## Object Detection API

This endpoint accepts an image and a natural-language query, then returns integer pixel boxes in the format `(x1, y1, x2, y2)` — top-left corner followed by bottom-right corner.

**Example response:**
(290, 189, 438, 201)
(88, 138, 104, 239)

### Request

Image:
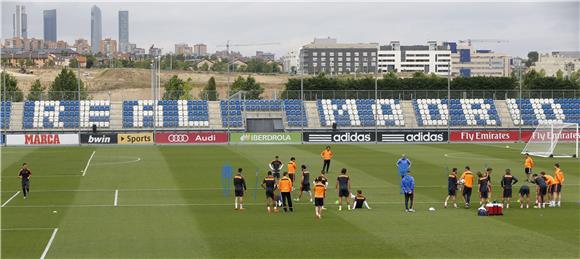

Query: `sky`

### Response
(1, 1, 579, 57)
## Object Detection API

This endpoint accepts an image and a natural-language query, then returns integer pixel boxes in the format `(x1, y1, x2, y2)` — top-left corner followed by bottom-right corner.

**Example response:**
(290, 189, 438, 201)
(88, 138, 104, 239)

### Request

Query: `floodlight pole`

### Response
(447, 59, 451, 143)
(300, 49, 304, 142)
(2, 65, 6, 145)
(375, 77, 378, 144)
(77, 61, 82, 145)
(517, 58, 523, 142)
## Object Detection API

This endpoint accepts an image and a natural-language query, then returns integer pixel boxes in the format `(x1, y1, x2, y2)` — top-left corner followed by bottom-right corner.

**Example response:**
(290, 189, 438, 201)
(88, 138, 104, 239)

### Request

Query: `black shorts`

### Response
(301, 183, 310, 192)
(448, 188, 456, 196)
(539, 186, 548, 196)
(339, 189, 350, 197)
(525, 168, 532, 174)
(235, 190, 244, 197)
(549, 185, 557, 194)
(314, 198, 324, 206)
(480, 191, 489, 199)
(265, 190, 274, 199)
(463, 187, 472, 196)
(556, 184, 562, 192)
(21, 180, 30, 188)
(503, 189, 512, 198)
(273, 172, 280, 179)
(519, 188, 530, 197)
(289, 173, 295, 182)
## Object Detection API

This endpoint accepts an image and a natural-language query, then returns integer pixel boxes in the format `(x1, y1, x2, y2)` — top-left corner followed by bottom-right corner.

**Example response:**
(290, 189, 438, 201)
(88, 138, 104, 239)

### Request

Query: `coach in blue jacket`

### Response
(401, 171, 415, 212)
(397, 155, 411, 178)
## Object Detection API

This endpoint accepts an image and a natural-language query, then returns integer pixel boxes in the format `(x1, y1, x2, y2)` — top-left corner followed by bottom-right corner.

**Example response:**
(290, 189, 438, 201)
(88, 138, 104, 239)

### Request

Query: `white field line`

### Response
(1, 228, 55, 231)
(2, 191, 21, 207)
(81, 151, 96, 176)
(4, 200, 578, 208)
(114, 190, 119, 207)
(1, 184, 579, 193)
(40, 228, 58, 259)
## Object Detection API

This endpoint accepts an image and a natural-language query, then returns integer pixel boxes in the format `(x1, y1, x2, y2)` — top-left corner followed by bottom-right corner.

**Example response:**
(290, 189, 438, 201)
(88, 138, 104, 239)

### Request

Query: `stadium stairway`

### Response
(9, 102, 24, 131)
(304, 101, 321, 128)
(401, 101, 418, 128)
(208, 101, 223, 129)
(494, 101, 515, 128)
(109, 102, 123, 129)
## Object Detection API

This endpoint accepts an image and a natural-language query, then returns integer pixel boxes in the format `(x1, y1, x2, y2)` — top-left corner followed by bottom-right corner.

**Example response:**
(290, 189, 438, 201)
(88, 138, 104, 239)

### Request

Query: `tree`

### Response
(200, 76, 219, 100)
(48, 68, 87, 100)
(86, 55, 97, 69)
(0, 71, 24, 101)
(162, 75, 187, 100)
(180, 78, 194, 100)
(525, 51, 539, 67)
(69, 58, 78, 68)
(27, 79, 45, 101)
(556, 69, 564, 80)
(230, 75, 264, 99)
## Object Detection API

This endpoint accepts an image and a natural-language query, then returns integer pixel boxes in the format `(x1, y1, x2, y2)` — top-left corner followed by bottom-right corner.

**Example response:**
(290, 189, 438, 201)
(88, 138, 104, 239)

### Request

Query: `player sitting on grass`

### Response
(401, 170, 415, 212)
(261, 171, 278, 213)
(314, 176, 327, 219)
(518, 183, 531, 209)
(460, 166, 474, 208)
(351, 190, 371, 210)
(553, 163, 565, 207)
(444, 168, 458, 208)
(532, 173, 548, 209)
(336, 168, 351, 211)
(295, 165, 313, 202)
(233, 168, 247, 210)
(477, 171, 490, 206)
(500, 169, 518, 208)
(541, 171, 556, 207)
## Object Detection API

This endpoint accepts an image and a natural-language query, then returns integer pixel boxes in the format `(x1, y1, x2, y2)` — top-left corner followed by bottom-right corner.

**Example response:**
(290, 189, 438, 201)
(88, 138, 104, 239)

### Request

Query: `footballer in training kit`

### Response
(444, 168, 458, 208)
(352, 190, 371, 210)
(270, 156, 283, 180)
(18, 163, 32, 199)
(460, 166, 474, 208)
(500, 169, 519, 208)
(336, 168, 351, 211)
(296, 165, 313, 202)
(233, 168, 247, 210)
(261, 171, 278, 213)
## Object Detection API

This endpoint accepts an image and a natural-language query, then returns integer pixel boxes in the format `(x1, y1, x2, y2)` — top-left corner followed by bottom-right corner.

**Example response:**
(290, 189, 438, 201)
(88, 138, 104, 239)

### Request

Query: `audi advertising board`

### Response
(6, 133, 79, 146)
(156, 132, 228, 144)
(303, 132, 376, 143)
(80, 134, 118, 144)
(230, 132, 301, 144)
(450, 130, 519, 142)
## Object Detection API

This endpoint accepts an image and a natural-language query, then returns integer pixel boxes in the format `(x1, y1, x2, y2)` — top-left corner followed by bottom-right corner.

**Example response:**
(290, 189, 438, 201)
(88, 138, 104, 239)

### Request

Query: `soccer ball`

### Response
(458, 179, 465, 185)
(428, 207, 436, 212)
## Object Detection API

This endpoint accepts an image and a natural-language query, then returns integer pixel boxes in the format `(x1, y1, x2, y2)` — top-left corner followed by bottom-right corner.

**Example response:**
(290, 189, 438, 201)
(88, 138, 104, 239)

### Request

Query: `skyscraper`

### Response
(91, 5, 102, 54)
(118, 11, 129, 53)
(43, 9, 57, 42)
(13, 5, 27, 39)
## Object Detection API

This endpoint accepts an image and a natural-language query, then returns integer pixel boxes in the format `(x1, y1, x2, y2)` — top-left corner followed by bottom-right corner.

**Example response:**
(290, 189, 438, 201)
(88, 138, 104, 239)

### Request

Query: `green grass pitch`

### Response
(1, 144, 578, 258)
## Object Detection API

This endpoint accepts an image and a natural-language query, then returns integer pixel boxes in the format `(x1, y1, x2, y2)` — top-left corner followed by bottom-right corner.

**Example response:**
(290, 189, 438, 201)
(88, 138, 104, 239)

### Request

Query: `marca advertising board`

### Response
(156, 132, 228, 144)
(80, 133, 118, 144)
(6, 133, 79, 146)
(118, 133, 154, 145)
(230, 132, 301, 144)
(303, 131, 447, 143)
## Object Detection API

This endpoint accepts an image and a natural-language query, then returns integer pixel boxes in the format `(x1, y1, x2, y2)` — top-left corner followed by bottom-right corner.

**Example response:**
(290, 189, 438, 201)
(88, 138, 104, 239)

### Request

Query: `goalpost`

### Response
(522, 122, 579, 158)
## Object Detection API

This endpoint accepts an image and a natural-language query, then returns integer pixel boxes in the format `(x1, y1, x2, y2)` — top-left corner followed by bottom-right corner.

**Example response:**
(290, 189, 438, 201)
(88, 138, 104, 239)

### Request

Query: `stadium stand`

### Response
(122, 100, 209, 128)
(413, 99, 501, 126)
(220, 99, 307, 127)
(506, 98, 580, 125)
(1, 101, 11, 129)
(317, 99, 405, 127)
(22, 100, 110, 129)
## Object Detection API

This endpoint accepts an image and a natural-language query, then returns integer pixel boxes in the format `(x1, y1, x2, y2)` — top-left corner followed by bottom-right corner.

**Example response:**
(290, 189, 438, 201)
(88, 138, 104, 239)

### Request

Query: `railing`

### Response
(0, 89, 578, 102)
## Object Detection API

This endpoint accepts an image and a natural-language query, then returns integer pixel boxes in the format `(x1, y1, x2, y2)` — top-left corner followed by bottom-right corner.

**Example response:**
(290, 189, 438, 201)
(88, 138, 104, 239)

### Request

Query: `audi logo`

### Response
(167, 134, 190, 143)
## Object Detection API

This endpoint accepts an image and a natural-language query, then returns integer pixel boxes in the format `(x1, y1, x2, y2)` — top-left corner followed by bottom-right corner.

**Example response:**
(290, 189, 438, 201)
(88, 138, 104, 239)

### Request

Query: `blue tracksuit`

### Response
(397, 158, 411, 177)
(401, 175, 415, 194)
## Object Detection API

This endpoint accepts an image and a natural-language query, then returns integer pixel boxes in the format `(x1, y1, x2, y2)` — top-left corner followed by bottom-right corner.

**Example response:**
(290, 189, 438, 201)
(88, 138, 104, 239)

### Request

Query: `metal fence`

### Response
(0, 89, 578, 102)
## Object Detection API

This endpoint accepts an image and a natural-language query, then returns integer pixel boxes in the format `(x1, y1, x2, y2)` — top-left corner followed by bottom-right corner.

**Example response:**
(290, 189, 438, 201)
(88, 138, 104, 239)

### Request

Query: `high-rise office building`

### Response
(118, 11, 129, 53)
(13, 5, 27, 39)
(91, 5, 102, 54)
(43, 9, 57, 42)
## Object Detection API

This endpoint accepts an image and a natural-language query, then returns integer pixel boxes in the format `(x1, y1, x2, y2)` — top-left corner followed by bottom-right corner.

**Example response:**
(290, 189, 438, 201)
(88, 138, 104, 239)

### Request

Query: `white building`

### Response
(281, 50, 299, 74)
(378, 41, 451, 76)
(451, 41, 510, 77)
(531, 51, 580, 77)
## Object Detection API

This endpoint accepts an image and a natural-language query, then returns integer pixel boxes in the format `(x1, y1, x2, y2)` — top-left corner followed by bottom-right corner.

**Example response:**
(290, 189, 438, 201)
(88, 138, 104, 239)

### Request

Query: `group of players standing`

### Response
(233, 146, 370, 219)
(443, 153, 566, 209)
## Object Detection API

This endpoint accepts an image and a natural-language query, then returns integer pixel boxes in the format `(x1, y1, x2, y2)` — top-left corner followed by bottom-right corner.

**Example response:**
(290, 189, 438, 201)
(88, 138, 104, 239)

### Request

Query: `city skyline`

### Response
(1, 1, 579, 57)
